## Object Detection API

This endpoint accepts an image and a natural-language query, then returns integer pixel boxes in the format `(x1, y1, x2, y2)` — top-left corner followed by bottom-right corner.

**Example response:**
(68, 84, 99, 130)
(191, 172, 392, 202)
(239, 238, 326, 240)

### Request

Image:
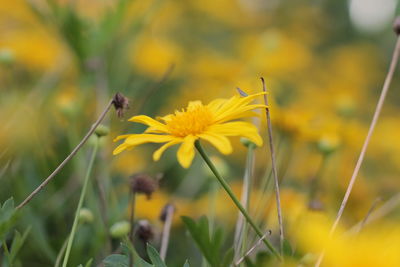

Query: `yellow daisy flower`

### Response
(113, 92, 266, 168)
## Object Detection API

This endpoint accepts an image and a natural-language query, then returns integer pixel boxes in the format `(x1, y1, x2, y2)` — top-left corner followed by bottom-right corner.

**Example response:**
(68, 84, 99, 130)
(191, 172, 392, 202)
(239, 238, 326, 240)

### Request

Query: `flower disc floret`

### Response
(165, 102, 214, 137)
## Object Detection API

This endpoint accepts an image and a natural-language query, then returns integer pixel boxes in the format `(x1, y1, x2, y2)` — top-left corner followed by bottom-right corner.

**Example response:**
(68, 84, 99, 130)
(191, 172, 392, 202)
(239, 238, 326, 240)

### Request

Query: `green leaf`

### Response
(0, 198, 19, 243)
(103, 254, 129, 267)
(181, 216, 227, 267)
(9, 226, 31, 262)
(147, 243, 167, 267)
(121, 238, 154, 267)
(221, 248, 234, 267)
(244, 257, 256, 267)
(181, 216, 214, 265)
(283, 239, 293, 256)
(84, 258, 93, 267)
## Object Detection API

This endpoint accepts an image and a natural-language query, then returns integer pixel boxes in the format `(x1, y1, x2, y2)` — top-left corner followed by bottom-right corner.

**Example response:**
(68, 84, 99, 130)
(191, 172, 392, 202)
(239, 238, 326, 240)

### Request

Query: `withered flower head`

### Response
(159, 203, 175, 222)
(135, 220, 154, 243)
(112, 92, 129, 118)
(393, 16, 400, 35)
(130, 173, 158, 199)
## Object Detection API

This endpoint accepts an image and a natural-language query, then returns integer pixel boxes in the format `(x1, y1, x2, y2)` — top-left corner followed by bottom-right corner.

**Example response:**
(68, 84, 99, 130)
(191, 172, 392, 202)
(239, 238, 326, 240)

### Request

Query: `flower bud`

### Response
(0, 49, 14, 64)
(300, 253, 317, 265)
(240, 137, 256, 148)
(95, 124, 110, 137)
(79, 208, 94, 224)
(135, 220, 154, 243)
(335, 96, 356, 118)
(316, 134, 340, 155)
(110, 221, 131, 238)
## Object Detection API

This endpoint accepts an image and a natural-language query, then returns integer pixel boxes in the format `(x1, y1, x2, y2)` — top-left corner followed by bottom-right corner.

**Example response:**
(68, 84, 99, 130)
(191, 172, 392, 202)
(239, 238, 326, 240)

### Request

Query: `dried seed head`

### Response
(308, 199, 324, 211)
(159, 203, 175, 222)
(112, 93, 129, 118)
(135, 220, 154, 243)
(130, 174, 158, 199)
(393, 17, 400, 35)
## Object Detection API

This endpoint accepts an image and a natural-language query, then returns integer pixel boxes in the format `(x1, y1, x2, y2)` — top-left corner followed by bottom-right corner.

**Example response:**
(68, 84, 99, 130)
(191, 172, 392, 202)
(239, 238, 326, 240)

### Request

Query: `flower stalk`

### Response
(16, 94, 119, 210)
(160, 203, 175, 260)
(194, 140, 281, 260)
(315, 25, 400, 267)
(261, 78, 284, 255)
(62, 136, 99, 267)
(234, 141, 255, 260)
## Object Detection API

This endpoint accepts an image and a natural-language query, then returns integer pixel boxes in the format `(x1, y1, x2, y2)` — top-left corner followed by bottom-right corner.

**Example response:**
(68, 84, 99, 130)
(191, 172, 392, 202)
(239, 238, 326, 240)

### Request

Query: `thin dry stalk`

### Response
(160, 204, 175, 260)
(355, 197, 382, 234)
(17, 97, 115, 209)
(347, 193, 400, 234)
(261, 78, 284, 254)
(234, 143, 255, 258)
(235, 230, 272, 266)
(315, 35, 400, 267)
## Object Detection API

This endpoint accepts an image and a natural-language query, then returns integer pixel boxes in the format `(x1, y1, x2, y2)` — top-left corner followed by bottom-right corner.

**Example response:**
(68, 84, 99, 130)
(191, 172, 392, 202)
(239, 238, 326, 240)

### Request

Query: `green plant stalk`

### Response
(62, 137, 99, 267)
(308, 154, 329, 204)
(2, 240, 12, 267)
(54, 233, 71, 267)
(195, 141, 281, 260)
(241, 144, 255, 259)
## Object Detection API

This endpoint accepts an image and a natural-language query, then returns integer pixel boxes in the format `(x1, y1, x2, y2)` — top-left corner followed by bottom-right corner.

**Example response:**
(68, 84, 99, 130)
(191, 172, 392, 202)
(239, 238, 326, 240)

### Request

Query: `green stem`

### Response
(55, 232, 72, 267)
(2, 240, 12, 267)
(62, 137, 99, 267)
(241, 144, 255, 258)
(194, 141, 281, 260)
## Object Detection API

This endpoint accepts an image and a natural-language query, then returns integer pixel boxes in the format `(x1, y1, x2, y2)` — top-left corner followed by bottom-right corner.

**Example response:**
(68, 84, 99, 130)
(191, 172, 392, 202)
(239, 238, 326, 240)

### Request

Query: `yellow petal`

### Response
(209, 122, 263, 146)
(113, 143, 129, 155)
(153, 139, 181, 161)
(207, 98, 227, 112)
(124, 134, 174, 145)
(215, 105, 265, 123)
(113, 134, 131, 142)
(128, 115, 168, 132)
(177, 135, 198, 168)
(198, 132, 232, 154)
(213, 93, 266, 122)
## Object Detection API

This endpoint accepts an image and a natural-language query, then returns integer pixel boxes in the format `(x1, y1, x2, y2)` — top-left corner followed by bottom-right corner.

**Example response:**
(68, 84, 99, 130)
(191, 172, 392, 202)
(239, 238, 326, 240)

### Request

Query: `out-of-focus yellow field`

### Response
(1, 0, 400, 266)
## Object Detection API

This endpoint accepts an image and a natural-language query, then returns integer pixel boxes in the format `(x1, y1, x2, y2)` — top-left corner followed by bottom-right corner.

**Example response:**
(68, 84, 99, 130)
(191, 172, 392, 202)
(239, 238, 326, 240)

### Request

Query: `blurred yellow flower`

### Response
(113, 93, 266, 168)
(294, 214, 400, 267)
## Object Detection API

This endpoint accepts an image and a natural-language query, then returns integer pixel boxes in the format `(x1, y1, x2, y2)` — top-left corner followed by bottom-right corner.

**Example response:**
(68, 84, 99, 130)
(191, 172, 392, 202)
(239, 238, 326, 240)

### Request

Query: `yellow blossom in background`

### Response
(132, 36, 183, 77)
(113, 93, 266, 168)
(294, 214, 400, 267)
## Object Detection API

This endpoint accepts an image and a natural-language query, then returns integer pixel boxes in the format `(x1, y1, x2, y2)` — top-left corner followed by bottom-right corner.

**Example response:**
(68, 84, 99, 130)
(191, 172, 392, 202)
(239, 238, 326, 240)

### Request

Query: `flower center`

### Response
(166, 102, 213, 137)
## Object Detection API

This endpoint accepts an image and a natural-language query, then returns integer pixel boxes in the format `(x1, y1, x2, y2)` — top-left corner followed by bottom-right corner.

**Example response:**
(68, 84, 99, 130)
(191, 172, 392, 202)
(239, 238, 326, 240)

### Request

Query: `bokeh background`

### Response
(1, 0, 400, 266)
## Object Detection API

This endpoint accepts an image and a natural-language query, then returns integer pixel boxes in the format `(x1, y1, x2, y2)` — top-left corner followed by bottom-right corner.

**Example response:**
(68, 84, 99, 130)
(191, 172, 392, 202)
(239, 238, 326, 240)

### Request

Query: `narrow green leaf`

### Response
(84, 258, 93, 267)
(0, 197, 19, 243)
(283, 239, 293, 256)
(244, 257, 256, 267)
(221, 248, 234, 267)
(10, 226, 31, 261)
(147, 243, 167, 267)
(181, 216, 218, 267)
